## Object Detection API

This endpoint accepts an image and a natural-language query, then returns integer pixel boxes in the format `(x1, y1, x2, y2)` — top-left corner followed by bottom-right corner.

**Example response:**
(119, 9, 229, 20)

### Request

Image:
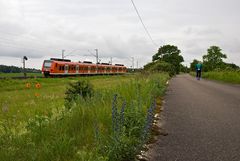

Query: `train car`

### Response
(42, 58, 127, 77)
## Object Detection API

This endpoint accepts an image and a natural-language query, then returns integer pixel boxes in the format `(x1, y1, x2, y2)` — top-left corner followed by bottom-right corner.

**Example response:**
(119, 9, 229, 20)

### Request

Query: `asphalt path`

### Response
(148, 74, 240, 161)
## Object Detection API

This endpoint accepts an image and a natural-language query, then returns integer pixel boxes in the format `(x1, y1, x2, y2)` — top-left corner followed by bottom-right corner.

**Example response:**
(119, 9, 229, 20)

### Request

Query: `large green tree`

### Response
(203, 46, 227, 71)
(190, 59, 200, 71)
(152, 45, 184, 74)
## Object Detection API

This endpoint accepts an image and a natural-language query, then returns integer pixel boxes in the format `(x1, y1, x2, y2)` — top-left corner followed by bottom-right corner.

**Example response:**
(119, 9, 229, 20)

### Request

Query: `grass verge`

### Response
(0, 73, 169, 161)
(190, 71, 240, 84)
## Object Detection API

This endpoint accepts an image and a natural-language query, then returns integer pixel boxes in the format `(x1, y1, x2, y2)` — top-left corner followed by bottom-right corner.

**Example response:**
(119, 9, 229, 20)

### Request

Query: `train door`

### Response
(64, 65, 69, 74)
(76, 65, 79, 74)
(88, 66, 90, 74)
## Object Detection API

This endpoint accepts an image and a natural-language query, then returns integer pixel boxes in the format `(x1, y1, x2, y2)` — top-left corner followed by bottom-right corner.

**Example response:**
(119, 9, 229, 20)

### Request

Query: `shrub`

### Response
(65, 80, 94, 106)
(144, 61, 175, 76)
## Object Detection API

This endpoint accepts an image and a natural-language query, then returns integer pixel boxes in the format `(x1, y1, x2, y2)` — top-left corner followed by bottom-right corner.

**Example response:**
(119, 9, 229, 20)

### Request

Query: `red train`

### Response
(42, 58, 127, 77)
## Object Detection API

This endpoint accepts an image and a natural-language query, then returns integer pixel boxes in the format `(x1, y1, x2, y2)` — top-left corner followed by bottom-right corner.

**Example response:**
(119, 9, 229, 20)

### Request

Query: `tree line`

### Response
(144, 44, 239, 75)
(190, 46, 239, 72)
(0, 65, 41, 73)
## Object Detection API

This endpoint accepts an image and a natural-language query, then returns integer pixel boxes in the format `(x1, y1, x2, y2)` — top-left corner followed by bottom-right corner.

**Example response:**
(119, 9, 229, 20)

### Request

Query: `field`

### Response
(0, 75, 134, 123)
(0, 72, 42, 78)
(0, 73, 169, 161)
(191, 71, 240, 84)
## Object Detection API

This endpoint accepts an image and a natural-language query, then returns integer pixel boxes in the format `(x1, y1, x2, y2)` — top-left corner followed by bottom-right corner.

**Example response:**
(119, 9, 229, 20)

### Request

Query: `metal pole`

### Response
(62, 50, 65, 59)
(95, 49, 98, 73)
(110, 57, 112, 65)
(95, 49, 98, 64)
(131, 57, 134, 71)
(23, 57, 25, 78)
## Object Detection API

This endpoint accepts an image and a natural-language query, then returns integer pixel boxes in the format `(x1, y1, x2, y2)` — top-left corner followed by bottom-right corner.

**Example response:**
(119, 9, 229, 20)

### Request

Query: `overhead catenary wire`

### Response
(130, 0, 158, 47)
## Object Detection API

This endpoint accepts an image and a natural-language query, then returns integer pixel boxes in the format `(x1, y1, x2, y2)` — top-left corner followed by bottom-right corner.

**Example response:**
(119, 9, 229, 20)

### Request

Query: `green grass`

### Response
(0, 72, 42, 78)
(0, 73, 170, 161)
(190, 71, 240, 84)
(0, 75, 134, 123)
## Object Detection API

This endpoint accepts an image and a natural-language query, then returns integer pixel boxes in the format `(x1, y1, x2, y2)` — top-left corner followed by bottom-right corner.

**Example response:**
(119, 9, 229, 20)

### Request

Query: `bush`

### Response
(144, 61, 175, 76)
(65, 80, 94, 106)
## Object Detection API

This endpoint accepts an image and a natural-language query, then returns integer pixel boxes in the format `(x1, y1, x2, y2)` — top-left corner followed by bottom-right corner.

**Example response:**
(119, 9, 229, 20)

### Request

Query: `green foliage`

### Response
(65, 80, 94, 106)
(0, 64, 40, 73)
(202, 71, 240, 84)
(144, 60, 175, 76)
(152, 45, 184, 74)
(191, 45, 239, 72)
(179, 64, 190, 73)
(190, 59, 200, 71)
(202, 46, 227, 71)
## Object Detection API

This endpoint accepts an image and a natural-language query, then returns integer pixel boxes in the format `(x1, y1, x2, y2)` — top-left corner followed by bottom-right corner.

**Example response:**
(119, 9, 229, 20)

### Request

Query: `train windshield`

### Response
(44, 60, 52, 68)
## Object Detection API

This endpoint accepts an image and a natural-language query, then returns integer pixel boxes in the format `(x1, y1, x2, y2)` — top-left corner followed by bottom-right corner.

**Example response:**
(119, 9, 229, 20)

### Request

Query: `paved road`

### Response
(148, 74, 240, 161)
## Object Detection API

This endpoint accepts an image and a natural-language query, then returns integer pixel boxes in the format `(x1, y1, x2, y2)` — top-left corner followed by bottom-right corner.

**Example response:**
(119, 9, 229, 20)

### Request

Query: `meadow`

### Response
(0, 73, 169, 161)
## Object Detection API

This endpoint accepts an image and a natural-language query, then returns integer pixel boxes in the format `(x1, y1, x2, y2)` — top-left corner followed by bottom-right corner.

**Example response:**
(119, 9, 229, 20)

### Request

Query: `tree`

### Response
(202, 46, 227, 71)
(190, 59, 200, 71)
(180, 64, 190, 73)
(152, 45, 184, 74)
(144, 60, 175, 76)
(224, 63, 239, 70)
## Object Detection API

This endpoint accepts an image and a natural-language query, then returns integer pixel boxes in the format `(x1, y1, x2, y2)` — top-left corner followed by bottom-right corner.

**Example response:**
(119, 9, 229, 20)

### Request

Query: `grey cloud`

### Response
(1, 0, 240, 68)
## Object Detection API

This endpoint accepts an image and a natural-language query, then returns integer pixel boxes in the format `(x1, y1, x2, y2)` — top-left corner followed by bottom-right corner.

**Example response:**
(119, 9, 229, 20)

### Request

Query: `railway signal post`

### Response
(23, 56, 28, 78)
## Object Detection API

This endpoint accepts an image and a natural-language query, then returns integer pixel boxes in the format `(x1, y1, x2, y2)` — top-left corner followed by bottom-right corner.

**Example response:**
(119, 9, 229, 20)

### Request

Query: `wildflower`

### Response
(26, 83, 31, 89)
(35, 83, 41, 89)
(112, 94, 118, 134)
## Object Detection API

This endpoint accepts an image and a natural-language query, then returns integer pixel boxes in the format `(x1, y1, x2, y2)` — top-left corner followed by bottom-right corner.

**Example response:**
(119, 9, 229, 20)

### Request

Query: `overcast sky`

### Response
(0, 0, 239, 69)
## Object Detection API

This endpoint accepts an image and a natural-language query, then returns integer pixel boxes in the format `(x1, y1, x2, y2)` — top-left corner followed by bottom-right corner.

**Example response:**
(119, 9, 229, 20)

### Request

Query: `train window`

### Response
(44, 61, 52, 68)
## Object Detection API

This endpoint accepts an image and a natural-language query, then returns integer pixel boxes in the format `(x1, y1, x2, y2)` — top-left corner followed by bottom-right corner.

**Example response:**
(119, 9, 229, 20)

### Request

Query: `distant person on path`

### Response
(196, 62, 202, 80)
